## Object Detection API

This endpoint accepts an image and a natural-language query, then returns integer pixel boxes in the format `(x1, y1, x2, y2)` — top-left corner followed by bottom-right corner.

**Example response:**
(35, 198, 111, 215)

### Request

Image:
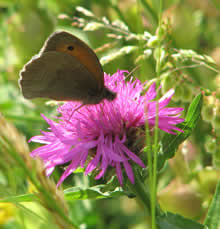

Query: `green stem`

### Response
(125, 167, 163, 217)
(136, 0, 153, 202)
(152, 1, 163, 229)
(126, 168, 151, 215)
(145, 107, 153, 202)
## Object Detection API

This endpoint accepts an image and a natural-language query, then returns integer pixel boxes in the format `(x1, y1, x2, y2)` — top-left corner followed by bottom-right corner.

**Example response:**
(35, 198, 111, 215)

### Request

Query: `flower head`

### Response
(30, 70, 184, 186)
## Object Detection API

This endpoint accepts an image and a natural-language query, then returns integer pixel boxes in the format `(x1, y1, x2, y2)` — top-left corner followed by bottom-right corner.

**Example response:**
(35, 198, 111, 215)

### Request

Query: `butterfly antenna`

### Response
(126, 65, 140, 78)
(66, 103, 85, 124)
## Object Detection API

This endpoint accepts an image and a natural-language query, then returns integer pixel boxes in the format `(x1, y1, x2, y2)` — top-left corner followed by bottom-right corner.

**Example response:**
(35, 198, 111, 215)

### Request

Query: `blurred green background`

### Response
(0, 0, 220, 228)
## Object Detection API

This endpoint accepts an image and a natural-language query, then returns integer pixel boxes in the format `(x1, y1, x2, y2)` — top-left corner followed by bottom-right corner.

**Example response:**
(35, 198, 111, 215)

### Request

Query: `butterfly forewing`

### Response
(19, 51, 100, 102)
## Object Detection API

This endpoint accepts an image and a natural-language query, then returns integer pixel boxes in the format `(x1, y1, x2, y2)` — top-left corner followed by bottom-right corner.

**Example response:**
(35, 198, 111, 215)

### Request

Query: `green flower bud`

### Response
(147, 35, 159, 48)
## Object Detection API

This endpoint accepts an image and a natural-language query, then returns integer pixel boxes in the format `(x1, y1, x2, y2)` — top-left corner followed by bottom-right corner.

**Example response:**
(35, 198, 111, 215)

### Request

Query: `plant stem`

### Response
(126, 168, 151, 215)
(126, 167, 163, 217)
(152, 0, 163, 229)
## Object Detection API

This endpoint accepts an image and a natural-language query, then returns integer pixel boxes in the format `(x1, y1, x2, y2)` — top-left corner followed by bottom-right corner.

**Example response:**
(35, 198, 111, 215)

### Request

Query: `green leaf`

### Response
(185, 93, 203, 127)
(204, 180, 220, 229)
(158, 93, 203, 170)
(0, 185, 125, 203)
(157, 212, 205, 229)
(0, 193, 38, 203)
(64, 185, 125, 200)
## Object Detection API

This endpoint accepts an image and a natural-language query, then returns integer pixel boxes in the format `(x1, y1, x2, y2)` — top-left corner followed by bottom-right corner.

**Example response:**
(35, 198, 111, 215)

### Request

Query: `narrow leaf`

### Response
(0, 193, 38, 203)
(204, 180, 220, 229)
(64, 185, 124, 200)
(185, 93, 203, 127)
(157, 212, 205, 229)
(158, 93, 203, 169)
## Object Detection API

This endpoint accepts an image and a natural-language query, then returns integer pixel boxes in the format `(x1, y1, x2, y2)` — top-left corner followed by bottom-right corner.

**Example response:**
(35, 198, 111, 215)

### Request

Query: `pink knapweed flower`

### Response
(30, 70, 184, 186)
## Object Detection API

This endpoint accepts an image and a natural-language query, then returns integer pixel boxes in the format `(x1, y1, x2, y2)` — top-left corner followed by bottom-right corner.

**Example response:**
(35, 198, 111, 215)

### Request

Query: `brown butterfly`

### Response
(19, 31, 116, 105)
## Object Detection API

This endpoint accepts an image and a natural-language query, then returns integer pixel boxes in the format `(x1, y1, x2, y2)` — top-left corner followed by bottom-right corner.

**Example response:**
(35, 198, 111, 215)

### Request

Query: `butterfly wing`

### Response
(19, 51, 101, 103)
(40, 31, 104, 91)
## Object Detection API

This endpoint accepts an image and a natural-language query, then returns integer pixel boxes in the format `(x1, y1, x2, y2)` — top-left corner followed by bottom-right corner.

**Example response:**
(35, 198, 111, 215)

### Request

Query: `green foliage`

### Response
(204, 180, 220, 229)
(158, 93, 203, 170)
(64, 185, 125, 200)
(157, 212, 205, 229)
(0, 185, 124, 202)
